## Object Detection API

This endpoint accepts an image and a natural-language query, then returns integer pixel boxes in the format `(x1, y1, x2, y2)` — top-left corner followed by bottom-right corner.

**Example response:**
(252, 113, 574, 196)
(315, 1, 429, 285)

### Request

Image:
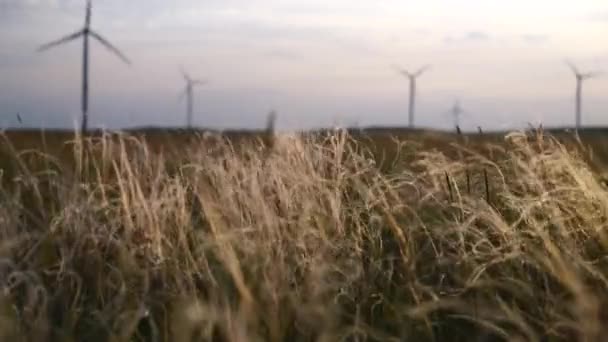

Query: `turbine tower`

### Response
(566, 61, 602, 131)
(394, 65, 431, 128)
(37, 0, 131, 134)
(179, 69, 206, 129)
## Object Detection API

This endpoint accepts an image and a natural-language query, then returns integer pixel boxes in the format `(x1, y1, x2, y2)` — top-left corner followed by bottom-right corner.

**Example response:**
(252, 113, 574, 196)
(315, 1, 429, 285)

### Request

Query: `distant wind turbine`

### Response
(448, 99, 465, 132)
(394, 65, 431, 128)
(16, 113, 22, 124)
(263, 109, 278, 149)
(565, 60, 603, 130)
(266, 109, 277, 133)
(179, 68, 207, 129)
(37, 0, 131, 134)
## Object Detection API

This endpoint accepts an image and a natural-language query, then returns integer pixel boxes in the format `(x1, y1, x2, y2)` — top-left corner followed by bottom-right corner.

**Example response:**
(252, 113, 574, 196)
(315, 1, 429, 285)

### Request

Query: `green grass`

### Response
(1, 127, 608, 341)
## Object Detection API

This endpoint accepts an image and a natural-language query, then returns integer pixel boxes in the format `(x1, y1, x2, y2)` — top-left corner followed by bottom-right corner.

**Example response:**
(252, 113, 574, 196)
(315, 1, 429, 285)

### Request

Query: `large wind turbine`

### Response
(394, 65, 431, 128)
(179, 69, 206, 129)
(566, 61, 602, 130)
(37, 0, 130, 133)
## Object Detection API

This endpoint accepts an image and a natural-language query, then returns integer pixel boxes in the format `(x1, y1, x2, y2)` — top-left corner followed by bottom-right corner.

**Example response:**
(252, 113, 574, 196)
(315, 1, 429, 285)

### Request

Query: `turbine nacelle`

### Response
(393, 64, 432, 79)
(179, 68, 207, 100)
(565, 60, 603, 80)
(180, 67, 191, 83)
(579, 72, 603, 80)
(37, 3, 130, 65)
(180, 67, 206, 87)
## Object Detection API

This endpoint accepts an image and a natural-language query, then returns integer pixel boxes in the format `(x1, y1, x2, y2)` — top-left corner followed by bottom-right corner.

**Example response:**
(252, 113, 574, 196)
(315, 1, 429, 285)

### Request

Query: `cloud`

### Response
(411, 27, 432, 35)
(264, 49, 301, 61)
(588, 11, 608, 21)
(443, 31, 491, 44)
(465, 31, 490, 41)
(521, 34, 550, 44)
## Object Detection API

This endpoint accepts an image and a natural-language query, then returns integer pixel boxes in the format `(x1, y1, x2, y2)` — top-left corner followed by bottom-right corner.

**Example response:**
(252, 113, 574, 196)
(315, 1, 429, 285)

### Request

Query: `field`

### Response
(2, 127, 608, 341)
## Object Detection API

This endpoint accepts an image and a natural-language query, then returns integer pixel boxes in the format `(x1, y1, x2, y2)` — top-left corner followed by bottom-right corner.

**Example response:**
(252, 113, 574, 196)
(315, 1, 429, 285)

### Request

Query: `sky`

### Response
(0, 0, 607, 131)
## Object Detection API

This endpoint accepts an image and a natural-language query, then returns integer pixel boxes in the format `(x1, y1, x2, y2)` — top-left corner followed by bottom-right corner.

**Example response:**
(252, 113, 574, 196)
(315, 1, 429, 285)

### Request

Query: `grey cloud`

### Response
(465, 31, 490, 41)
(521, 34, 550, 44)
(443, 31, 491, 44)
(588, 11, 608, 21)
(412, 28, 432, 35)
(264, 49, 301, 61)
(443, 36, 455, 44)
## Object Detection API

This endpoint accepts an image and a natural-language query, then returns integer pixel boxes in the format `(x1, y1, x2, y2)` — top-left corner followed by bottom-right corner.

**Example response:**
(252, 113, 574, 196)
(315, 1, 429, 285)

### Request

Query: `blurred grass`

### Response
(1, 127, 608, 341)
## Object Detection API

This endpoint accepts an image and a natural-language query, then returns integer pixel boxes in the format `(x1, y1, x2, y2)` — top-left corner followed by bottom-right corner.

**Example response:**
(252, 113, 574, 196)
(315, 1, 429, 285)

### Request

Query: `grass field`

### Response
(1, 126, 608, 341)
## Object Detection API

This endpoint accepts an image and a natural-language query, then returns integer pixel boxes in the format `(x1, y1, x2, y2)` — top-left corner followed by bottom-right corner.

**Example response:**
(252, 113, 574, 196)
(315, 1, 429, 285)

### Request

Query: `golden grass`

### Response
(1, 128, 608, 341)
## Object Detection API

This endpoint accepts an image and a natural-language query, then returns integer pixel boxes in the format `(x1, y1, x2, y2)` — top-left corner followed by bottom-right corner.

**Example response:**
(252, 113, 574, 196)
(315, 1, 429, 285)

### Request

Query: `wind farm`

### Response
(2, 2, 608, 342)
(20, 1, 605, 135)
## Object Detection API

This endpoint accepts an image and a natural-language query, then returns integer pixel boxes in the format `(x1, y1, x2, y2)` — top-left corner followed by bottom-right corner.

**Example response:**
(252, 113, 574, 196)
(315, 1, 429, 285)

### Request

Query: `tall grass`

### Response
(0, 129, 607, 341)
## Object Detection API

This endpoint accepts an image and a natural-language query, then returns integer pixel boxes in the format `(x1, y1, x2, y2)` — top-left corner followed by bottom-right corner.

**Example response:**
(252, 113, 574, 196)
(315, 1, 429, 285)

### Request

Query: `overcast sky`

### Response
(0, 0, 607, 131)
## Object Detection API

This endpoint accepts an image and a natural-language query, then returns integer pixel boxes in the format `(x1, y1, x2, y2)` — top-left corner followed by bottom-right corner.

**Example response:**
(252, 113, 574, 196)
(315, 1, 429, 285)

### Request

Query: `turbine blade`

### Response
(89, 30, 131, 65)
(391, 64, 411, 77)
(179, 66, 191, 82)
(415, 65, 432, 77)
(86, 0, 92, 24)
(583, 71, 604, 79)
(565, 60, 580, 75)
(37, 30, 84, 52)
(192, 80, 207, 86)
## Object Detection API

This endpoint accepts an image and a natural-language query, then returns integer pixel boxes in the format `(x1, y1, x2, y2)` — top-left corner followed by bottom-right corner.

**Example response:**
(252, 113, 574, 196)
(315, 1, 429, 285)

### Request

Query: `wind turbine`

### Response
(37, 0, 131, 134)
(266, 109, 277, 133)
(448, 99, 465, 132)
(179, 68, 206, 130)
(565, 60, 602, 131)
(394, 65, 431, 128)
(263, 109, 278, 149)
